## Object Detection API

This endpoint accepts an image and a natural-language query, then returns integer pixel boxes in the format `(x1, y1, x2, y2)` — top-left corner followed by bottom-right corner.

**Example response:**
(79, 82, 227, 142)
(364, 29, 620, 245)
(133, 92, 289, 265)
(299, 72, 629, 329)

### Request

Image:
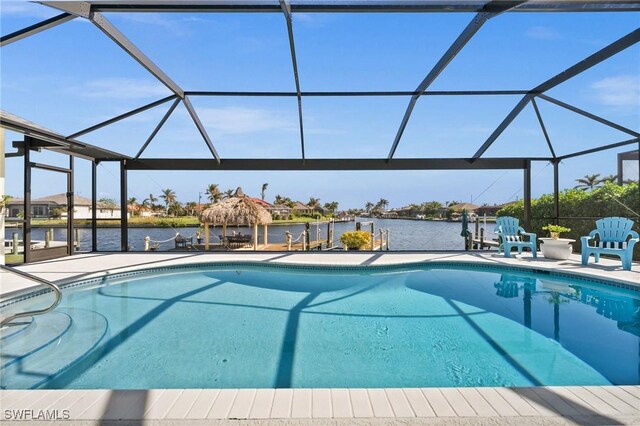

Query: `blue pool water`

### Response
(1, 263, 639, 389)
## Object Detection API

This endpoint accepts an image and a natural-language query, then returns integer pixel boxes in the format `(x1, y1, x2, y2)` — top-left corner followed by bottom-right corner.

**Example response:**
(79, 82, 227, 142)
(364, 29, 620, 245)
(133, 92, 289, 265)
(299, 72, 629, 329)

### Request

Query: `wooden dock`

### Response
(468, 220, 499, 250)
(472, 237, 500, 250)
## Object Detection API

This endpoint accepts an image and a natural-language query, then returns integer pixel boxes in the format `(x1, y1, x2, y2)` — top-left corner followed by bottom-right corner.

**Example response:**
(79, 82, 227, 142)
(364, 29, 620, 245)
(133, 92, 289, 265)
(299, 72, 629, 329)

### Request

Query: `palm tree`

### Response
(377, 198, 389, 211)
(223, 189, 234, 199)
(307, 197, 320, 209)
(599, 174, 618, 184)
(145, 193, 158, 210)
(185, 201, 197, 216)
(574, 174, 601, 191)
(324, 201, 339, 214)
(99, 198, 118, 208)
(421, 201, 443, 216)
(206, 184, 222, 203)
(365, 201, 374, 213)
(261, 183, 269, 201)
(274, 194, 286, 205)
(160, 188, 177, 215)
(127, 197, 138, 216)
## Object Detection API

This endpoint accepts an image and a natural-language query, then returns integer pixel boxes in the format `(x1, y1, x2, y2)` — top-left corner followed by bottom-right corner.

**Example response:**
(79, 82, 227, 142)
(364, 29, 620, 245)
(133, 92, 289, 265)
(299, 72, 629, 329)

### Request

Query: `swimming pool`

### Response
(1, 262, 639, 390)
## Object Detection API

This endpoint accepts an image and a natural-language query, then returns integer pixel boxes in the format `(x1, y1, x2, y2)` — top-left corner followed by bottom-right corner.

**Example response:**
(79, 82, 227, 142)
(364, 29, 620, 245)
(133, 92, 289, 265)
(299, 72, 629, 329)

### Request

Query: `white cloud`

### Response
(116, 13, 209, 37)
(196, 107, 296, 135)
(66, 78, 170, 100)
(0, 1, 55, 18)
(525, 26, 559, 40)
(590, 75, 640, 107)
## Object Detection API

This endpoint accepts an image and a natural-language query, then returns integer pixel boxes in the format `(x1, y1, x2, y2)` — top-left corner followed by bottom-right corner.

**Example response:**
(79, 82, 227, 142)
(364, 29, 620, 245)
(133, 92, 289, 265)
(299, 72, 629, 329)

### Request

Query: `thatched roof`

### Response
(199, 187, 273, 225)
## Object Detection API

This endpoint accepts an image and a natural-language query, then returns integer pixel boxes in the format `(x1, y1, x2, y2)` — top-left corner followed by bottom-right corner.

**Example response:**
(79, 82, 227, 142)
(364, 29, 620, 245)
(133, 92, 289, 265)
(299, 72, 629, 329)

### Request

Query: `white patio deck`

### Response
(1, 252, 639, 425)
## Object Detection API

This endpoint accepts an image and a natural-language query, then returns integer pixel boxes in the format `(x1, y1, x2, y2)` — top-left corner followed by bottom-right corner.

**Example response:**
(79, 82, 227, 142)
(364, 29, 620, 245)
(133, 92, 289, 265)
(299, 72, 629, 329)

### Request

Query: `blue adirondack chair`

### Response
(581, 217, 639, 271)
(494, 216, 537, 258)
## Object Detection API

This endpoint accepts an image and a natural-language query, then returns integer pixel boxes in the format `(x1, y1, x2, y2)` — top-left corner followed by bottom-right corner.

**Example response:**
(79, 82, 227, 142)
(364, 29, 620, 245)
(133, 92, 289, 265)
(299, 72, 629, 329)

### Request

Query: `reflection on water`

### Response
(492, 273, 640, 338)
(407, 268, 640, 385)
(5, 218, 479, 251)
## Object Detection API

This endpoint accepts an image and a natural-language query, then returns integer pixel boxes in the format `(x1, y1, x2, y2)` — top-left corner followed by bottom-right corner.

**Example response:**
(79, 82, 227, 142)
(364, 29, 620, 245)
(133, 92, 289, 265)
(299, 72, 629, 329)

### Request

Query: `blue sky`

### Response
(1, 1, 639, 209)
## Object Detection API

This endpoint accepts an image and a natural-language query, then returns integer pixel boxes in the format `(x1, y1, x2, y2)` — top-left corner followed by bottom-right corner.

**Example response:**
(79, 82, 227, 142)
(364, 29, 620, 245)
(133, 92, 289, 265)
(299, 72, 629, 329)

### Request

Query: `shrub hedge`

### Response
(497, 182, 639, 260)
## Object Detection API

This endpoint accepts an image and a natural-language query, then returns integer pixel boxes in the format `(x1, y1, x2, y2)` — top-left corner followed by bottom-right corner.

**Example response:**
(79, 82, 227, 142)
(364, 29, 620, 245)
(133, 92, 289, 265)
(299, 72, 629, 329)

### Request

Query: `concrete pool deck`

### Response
(2, 251, 638, 300)
(1, 251, 639, 425)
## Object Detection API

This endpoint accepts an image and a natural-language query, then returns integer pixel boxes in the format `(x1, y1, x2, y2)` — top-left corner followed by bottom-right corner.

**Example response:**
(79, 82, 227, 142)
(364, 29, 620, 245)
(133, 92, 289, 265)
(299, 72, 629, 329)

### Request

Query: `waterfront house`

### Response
(6, 193, 121, 219)
(476, 204, 510, 217)
(381, 210, 399, 218)
(449, 203, 480, 212)
(396, 205, 420, 218)
(248, 197, 273, 209)
(292, 201, 313, 216)
(268, 204, 293, 219)
(128, 204, 163, 218)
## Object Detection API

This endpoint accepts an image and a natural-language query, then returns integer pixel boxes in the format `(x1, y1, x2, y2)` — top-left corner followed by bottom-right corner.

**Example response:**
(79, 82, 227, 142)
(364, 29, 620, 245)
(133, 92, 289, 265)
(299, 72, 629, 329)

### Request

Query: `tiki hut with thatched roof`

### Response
(199, 187, 273, 250)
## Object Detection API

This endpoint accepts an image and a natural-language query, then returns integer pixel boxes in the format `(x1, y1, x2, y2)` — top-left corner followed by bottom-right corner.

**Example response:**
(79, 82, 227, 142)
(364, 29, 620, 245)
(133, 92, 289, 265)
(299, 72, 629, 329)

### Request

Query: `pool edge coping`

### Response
(2, 253, 638, 308)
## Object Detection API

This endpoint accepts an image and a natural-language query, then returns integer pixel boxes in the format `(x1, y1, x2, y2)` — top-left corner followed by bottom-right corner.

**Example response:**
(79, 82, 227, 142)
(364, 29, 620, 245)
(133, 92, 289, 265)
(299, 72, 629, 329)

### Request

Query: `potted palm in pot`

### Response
(542, 224, 571, 240)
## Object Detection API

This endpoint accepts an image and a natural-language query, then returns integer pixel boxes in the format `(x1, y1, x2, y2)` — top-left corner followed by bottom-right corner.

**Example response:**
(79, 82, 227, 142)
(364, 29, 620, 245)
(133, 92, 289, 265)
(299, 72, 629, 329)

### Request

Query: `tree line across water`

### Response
(125, 183, 341, 217)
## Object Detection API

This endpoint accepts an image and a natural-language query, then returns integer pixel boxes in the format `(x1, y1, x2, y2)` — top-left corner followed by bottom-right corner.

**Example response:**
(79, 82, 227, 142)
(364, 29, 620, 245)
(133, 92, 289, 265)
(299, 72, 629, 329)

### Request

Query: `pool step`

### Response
(1, 312, 72, 371)
(0, 316, 36, 343)
(0, 308, 109, 389)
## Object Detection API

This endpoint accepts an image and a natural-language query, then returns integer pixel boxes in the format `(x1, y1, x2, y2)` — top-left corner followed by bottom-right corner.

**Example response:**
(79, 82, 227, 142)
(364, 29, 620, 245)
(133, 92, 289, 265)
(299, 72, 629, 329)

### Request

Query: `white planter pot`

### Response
(540, 238, 575, 260)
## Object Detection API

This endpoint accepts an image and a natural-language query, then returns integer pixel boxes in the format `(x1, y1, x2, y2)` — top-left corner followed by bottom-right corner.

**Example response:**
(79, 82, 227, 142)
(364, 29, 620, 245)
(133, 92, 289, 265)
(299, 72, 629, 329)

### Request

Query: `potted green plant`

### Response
(542, 224, 571, 240)
(340, 230, 371, 250)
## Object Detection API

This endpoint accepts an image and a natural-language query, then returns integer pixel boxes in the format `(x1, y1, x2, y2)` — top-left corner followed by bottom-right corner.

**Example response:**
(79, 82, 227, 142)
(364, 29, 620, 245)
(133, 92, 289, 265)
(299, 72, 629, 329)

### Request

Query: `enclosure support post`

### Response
(120, 160, 128, 252)
(0, 129, 4, 265)
(91, 161, 97, 251)
(523, 160, 531, 230)
(23, 137, 31, 264)
(617, 152, 623, 185)
(67, 155, 74, 254)
(553, 160, 560, 225)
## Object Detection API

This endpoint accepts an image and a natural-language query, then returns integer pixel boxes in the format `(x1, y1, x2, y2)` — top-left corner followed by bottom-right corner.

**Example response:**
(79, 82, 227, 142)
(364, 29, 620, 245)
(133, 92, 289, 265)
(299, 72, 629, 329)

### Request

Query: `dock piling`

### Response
(12, 233, 18, 255)
(286, 232, 292, 251)
(370, 222, 375, 250)
(304, 223, 310, 251)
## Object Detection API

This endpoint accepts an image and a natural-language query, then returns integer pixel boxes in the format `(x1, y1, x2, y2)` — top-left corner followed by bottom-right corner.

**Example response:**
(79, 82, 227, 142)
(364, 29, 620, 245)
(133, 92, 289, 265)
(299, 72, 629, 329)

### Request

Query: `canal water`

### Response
(5, 219, 492, 252)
